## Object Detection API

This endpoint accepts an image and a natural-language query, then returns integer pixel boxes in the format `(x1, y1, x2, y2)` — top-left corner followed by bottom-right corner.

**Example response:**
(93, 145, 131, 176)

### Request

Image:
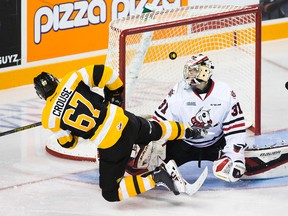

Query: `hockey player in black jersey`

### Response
(34, 64, 204, 202)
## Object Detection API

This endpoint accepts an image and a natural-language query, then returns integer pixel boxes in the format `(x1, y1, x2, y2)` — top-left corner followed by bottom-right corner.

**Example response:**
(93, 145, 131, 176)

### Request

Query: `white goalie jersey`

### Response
(153, 79, 246, 148)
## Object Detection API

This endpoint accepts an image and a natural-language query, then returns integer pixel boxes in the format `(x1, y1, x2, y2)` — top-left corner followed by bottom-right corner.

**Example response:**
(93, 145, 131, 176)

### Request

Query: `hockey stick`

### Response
(164, 160, 208, 196)
(184, 166, 208, 196)
(0, 122, 42, 137)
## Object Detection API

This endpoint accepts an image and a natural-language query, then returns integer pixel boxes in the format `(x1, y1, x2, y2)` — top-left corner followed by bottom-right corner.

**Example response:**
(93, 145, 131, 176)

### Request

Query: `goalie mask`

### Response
(183, 54, 214, 88)
(34, 72, 59, 100)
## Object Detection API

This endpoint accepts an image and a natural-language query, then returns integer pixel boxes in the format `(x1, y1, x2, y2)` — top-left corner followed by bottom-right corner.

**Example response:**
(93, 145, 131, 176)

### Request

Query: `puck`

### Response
(169, 52, 177, 60)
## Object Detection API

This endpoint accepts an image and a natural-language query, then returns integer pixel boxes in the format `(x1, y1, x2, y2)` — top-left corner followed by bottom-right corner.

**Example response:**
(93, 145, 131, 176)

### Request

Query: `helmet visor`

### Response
(183, 65, 198, 80)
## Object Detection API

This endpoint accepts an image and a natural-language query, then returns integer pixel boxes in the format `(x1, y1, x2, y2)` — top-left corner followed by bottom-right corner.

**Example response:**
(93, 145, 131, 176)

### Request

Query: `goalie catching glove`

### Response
(104, 86, 124, 107)
(213, 143, 247, 182)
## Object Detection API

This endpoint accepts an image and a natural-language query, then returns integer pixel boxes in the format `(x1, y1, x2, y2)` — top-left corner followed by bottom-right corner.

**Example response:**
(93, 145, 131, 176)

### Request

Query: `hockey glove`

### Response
(127, 144, 152, 175)
(104, 86, 124, 107)
(213, 144, 247, 182)
(213, 157, 246, 182)
(185, 126, 208, 139)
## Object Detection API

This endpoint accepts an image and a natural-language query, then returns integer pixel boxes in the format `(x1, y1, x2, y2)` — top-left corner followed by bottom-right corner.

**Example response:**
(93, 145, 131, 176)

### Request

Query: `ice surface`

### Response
(1, 39, 288, 216)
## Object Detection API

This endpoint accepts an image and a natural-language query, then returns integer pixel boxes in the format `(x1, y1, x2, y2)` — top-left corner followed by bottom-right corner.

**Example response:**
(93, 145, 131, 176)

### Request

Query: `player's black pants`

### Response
(164, 136, 226, 168)
(97, 111, 162, 202)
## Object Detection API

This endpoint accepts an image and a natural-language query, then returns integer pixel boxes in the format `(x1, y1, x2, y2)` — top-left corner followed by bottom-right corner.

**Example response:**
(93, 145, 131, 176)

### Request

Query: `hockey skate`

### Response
(163, 160, 208, 196)
(152, 166, 180, 195)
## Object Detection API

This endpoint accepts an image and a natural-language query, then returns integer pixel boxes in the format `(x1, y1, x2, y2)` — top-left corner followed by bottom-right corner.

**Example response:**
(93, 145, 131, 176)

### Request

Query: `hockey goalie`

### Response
(126, 54, 288, 181)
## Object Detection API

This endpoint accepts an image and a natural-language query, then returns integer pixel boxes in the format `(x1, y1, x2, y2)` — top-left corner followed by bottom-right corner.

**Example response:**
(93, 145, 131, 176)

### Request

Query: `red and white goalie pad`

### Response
(243, 144, 288, 179)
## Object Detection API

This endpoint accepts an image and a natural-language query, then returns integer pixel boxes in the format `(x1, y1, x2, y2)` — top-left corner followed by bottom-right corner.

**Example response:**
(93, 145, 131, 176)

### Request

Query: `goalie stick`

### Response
(164, 159, 208, 196)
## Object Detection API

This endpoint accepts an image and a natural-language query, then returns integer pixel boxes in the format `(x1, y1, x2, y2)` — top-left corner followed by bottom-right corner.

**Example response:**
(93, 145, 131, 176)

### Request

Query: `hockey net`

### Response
(106, 4, 262, 135)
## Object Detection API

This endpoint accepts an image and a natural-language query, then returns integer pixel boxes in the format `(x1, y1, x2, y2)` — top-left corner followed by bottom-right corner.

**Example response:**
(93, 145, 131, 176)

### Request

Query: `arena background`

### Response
(0, 0, 287, 90)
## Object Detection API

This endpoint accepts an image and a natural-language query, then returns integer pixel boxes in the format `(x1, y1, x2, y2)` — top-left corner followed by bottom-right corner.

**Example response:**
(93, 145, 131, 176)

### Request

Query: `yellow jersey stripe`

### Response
(159, 121, 186, 140)
(91, 104, 128, 149)
(77, 67, 93, 87)
(105, 66, 118, 85)
(179, 123, 185, 139)
(90, 104, 112, 143)
(119, 178, 129, 200)
(106, 77, 123, 91)
(125, 176, 137, 197)
(169, 121, 179, 140)
(118, 175, 156, 200)
(136, 175, 146, 193)
(98, 66, 113, 88)
(159, 121, 172, 140)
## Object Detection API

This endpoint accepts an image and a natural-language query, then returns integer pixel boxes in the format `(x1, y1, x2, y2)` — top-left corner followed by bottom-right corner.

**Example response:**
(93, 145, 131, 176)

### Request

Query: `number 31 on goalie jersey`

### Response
(158, 99, 168, 115)
(231, 102, 243, 117)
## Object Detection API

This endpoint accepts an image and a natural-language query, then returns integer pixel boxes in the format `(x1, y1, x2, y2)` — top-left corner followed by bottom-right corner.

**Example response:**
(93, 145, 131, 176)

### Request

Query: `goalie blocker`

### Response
(126, 141, 288, 180)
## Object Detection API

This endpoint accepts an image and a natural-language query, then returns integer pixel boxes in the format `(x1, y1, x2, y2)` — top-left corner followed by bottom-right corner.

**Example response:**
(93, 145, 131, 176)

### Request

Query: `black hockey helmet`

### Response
(34, 72, 59, 100)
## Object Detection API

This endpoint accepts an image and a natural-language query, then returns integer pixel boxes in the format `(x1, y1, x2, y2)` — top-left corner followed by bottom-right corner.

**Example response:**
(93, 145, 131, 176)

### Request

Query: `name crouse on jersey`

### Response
(153, 79, 246, 148)
(41, 65, 128, 150)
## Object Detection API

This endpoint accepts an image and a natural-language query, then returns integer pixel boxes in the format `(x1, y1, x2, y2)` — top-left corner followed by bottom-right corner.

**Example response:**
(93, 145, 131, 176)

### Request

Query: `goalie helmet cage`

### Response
(106, 4, 262, 135)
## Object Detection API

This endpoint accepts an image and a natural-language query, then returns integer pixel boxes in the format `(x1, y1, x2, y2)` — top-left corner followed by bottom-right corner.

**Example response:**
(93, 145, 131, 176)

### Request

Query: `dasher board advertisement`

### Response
(0, 0, 21, 69)
(27, 0, 190, 62)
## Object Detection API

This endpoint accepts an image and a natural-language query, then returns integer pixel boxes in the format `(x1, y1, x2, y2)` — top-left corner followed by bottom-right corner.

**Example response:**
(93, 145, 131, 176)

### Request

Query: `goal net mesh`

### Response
(106, 4, 261, 134)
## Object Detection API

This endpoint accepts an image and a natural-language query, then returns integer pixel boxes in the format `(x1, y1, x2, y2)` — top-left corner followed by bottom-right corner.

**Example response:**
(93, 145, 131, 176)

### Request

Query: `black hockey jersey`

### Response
(41, 65, 128, 149)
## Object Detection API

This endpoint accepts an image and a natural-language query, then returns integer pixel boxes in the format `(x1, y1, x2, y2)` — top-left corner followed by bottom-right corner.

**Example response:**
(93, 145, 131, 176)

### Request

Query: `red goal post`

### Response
(106, 4, 262, 135)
